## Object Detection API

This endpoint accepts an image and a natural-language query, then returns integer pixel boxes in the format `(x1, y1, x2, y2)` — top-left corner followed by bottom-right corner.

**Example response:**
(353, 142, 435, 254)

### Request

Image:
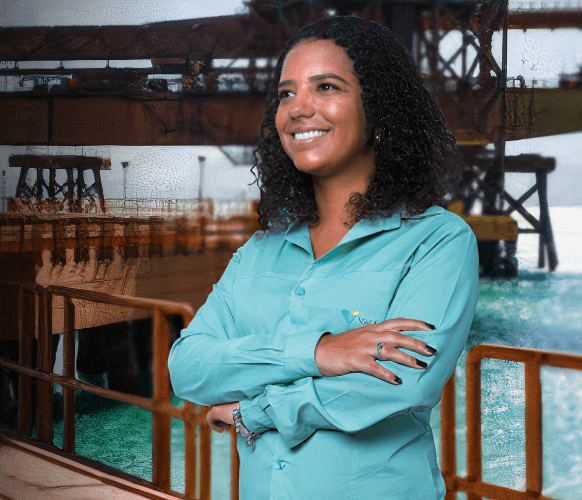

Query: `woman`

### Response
(169, 15, 479, 500)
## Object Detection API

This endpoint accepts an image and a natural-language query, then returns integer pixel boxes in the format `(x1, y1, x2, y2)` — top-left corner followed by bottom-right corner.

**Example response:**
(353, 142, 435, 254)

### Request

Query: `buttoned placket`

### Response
(292, 260, 316, 303)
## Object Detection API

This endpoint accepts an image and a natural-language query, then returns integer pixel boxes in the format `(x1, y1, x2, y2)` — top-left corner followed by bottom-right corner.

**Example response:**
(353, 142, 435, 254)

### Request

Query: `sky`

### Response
(0, 0, 581, 206)
(0, 0, 248, 26)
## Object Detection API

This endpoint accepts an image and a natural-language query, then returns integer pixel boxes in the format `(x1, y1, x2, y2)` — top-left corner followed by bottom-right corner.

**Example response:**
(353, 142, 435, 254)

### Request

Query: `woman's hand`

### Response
(314, 318, 437, 385)
(206, 402, 238, 432)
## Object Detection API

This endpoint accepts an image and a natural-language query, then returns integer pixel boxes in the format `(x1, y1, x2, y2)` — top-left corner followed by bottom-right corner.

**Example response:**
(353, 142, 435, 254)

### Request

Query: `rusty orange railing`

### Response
(3, 286, 582, 500)
(0, 280, 215, 500)
(440, 344, 582, 500)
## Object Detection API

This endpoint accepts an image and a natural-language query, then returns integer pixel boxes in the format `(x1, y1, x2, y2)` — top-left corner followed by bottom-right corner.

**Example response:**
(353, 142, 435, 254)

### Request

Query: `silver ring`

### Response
(376, 342, 383, 360)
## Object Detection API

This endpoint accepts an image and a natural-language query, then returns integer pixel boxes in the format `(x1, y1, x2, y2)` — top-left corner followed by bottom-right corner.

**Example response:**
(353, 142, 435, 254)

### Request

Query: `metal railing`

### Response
(103, 199, 257, 220)
(105, 199, 205, 218)
(2, 287, 582, 500)
(440, 344, 582, 500)
(0, 280, 213, 500)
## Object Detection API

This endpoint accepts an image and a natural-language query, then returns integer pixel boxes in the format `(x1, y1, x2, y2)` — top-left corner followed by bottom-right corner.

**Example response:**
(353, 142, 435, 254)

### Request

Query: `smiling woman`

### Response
(275, 39, 375, 187)
(169, 15, 479, 500)
(253, 16, 463, 231)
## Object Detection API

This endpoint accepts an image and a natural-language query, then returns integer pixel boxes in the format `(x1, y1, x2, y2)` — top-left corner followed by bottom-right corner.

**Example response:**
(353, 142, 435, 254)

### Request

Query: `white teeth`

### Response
(294, 130, 328, 140)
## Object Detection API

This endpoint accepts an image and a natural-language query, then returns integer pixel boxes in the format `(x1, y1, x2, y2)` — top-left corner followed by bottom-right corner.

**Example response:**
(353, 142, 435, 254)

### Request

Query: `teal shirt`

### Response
(168, 205, 479, 500)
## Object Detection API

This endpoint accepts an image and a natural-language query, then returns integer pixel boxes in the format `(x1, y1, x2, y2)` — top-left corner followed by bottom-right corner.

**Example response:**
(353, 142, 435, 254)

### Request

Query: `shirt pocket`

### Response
(311, 270, 403, 331)
(233, 274, 299, 335)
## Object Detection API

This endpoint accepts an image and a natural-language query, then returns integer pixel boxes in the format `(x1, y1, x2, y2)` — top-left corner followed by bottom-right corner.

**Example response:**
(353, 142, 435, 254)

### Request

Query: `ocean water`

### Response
(51, 206, 582, 500)
(430, 206, 582, 499)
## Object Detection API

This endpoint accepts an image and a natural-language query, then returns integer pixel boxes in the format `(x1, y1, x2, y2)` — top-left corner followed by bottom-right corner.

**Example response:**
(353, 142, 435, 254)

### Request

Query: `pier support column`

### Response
(536, 170, 558, 271)
(502, 154, 558, 272)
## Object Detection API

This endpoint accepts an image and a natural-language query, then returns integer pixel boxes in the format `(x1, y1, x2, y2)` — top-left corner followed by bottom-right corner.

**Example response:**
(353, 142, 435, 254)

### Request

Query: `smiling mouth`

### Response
(293, 130, 328, 141)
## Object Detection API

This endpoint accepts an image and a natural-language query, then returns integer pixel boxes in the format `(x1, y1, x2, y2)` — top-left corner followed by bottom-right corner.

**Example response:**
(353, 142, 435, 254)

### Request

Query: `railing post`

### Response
(199, 403, 212, 500)
(524, 356, 543, 496)
(36, 290, 54, 445)
(17, 285, 33, 436)
(466, 351, 482, 500)
(152, 308, 171, 491)
(62, 296, 76, 453)
(440, 374, 457, 499)
(183, 401, 198, 500)
(230, 425, 240, 500)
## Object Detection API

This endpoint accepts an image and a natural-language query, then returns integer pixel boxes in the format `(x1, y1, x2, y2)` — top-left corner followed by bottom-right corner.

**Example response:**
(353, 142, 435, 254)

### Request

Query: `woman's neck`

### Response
(311, 169, 374, 228)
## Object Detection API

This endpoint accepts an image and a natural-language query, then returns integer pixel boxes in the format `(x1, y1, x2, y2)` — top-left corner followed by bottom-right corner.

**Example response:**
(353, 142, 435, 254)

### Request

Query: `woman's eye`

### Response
(278, 90, 293, 100)
(319, 83, 336, 91)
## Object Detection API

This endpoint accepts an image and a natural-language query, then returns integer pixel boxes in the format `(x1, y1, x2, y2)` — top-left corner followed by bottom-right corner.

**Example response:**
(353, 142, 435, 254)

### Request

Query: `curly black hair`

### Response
(252, 15, 462, 229)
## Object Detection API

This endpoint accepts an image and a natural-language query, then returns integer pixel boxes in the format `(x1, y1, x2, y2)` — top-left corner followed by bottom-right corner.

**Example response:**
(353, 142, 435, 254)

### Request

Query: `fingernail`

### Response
(416, 359, 428, 368)
(394, 376, 402, 385)
(426, 345, 437, 355)
(425, 323, 436, 330)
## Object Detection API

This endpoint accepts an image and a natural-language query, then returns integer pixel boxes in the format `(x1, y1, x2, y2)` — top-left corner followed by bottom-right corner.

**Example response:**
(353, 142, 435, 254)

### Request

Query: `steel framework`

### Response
(9, 155, 110, 214)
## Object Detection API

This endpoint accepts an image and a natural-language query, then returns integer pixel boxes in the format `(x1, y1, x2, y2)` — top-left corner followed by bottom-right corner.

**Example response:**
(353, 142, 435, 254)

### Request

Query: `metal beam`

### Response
(420, 9, 582, 31)
(0, 94, 267, 146)
(2, 87, 582, 146)
(9, 155, 111, 170)
(2, 8, 580, 65)
(0, 15, 288, 62)
(508, 10, 582, 30)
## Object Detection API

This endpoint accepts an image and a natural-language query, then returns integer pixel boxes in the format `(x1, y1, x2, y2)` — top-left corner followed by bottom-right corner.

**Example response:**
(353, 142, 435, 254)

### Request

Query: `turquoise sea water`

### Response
(430, 271, 582, 500)
(50, 207, 582, 500)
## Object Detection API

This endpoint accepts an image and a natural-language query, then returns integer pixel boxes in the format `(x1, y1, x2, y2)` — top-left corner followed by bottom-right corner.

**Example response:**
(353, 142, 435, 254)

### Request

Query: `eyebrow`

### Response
(278, 73, 350, 90)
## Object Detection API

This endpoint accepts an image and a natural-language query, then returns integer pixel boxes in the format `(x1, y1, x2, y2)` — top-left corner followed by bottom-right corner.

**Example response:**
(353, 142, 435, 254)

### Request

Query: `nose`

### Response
(288, 88, 315, 120)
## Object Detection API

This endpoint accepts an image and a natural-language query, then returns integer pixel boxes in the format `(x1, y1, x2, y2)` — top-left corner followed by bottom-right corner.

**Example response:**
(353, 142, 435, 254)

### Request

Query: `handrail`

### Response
(3, 284, 581, 500)
(0, 279, 212, 500)
(441, 344, 582, 500)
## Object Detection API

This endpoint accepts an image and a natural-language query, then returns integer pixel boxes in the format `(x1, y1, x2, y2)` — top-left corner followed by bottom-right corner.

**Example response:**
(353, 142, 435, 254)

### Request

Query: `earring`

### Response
(368, 128, 379, 148)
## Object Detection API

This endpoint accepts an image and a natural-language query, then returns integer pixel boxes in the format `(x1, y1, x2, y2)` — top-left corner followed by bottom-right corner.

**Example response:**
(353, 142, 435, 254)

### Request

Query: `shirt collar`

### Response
(284, 205, 444, 256)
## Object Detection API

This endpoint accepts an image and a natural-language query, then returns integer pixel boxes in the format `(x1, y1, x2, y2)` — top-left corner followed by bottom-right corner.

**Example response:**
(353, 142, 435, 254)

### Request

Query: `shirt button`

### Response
(296, 288, 305, 296)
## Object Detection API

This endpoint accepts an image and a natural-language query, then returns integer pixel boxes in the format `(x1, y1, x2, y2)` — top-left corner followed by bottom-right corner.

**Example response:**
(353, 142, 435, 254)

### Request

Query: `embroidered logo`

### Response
(341, 309, 359, 324)
(341, 310, 378, 326)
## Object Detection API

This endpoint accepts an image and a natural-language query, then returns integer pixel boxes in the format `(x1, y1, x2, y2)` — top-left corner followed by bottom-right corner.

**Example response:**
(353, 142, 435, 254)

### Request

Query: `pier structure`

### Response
(0, 2, 580, 145)
(0, 199, 259, 340)
(501, 154, 558, 271)
(1, 2, 581, 274)
(0, 203, 260, 431)
(410, 0, 573, 272)
(9, 154, 110, 214)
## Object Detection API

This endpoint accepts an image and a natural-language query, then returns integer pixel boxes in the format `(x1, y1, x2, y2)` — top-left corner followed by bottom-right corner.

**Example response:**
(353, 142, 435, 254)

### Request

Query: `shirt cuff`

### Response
(238, 398, 274, 434)
(283, 331, 326, 379)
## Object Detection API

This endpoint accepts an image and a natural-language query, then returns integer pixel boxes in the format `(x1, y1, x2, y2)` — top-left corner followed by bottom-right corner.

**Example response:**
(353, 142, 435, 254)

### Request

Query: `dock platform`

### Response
(0, 426, 180, 500)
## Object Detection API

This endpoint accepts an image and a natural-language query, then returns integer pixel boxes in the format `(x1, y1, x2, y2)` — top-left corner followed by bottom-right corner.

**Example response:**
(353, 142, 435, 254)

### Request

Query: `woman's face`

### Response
(275, 39, 374, 181)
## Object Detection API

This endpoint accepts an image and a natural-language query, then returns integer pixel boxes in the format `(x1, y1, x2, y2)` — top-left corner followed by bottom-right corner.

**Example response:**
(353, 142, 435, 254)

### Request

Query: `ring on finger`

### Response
(376, 342, 384, 360)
